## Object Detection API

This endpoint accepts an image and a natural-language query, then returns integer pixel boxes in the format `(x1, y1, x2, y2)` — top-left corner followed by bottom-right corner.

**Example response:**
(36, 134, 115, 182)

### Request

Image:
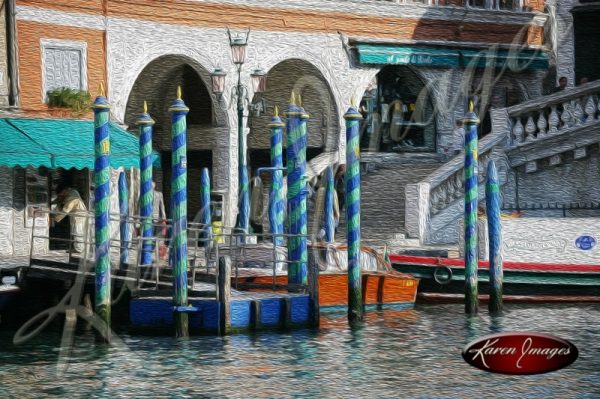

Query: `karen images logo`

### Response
(462, 332, 578, 375)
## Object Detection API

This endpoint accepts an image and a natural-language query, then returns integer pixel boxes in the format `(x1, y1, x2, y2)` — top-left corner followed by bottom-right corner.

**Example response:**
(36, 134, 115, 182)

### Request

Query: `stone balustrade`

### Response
(405, 128, 506, 242)
(507, 80, 600, 147)
(405, 81, 600, 244)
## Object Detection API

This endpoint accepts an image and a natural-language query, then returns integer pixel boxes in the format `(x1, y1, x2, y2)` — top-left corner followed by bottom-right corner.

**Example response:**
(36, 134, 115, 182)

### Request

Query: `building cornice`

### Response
(189, 0, 548, 26)
(16, 1, 548, 32)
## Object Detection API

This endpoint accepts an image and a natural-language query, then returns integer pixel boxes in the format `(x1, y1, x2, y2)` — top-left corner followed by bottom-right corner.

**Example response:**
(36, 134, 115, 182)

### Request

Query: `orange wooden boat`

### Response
(232, 270, 419, 310)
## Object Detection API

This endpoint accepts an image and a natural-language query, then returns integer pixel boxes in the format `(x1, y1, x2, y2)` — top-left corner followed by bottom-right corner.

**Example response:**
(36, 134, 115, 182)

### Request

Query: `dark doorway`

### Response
(574, 9, 600, 83)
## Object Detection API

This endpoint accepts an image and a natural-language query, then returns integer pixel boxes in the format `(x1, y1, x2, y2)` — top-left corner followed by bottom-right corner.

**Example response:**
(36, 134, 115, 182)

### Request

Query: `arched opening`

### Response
(246, 58, 339, 236)
(359, 66, 436, 153)
(125, 55, 218, 221)
(247, 58, 339, 173)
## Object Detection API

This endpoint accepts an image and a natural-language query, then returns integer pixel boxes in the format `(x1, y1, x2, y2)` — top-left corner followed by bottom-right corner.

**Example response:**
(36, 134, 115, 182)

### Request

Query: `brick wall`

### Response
(16, 20, 106, 114)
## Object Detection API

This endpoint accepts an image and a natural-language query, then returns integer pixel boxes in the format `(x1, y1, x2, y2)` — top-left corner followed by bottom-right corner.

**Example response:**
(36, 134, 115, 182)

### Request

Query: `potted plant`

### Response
(46, 87, 92, 117)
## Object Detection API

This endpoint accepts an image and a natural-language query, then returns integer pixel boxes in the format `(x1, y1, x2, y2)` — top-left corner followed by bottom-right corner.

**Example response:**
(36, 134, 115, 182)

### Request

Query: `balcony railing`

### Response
(374, 0, 533, 12)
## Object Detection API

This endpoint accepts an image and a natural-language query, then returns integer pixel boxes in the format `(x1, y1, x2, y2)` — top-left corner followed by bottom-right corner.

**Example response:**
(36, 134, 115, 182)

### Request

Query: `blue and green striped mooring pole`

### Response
(92, 82, 112, 341)
(137, 101, 155, 266)
(486, 159, 503, 313)
(237, 84, 250, 241)
(323, 165, 335, 244)
(118, 171, 130, 266)
(200, 167, 213, 247)
(286, 92, 308, 285)
(463, 101, 480, 315)
(269, 106, 285, 246)
(169, 87, 190, 337)
(345, 98, 363, 322)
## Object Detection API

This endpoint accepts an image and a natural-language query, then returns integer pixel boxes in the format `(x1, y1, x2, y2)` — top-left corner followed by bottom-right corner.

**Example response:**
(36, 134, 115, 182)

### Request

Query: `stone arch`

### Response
(124, 54, 227, 220)
(247, 58, 340, 171)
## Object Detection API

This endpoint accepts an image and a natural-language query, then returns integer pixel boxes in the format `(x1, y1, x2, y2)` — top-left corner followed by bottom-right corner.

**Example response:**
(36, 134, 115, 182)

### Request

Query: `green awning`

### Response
(355, 44, 549, 70)
(356, 44, 459, 67)
(0, 119, 52, 168)
(460, 48, 549, 70)
(0, 118, 160, 170)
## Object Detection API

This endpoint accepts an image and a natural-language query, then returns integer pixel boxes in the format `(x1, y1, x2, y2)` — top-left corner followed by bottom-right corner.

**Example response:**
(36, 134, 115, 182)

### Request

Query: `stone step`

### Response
(389, 237, 421, 247)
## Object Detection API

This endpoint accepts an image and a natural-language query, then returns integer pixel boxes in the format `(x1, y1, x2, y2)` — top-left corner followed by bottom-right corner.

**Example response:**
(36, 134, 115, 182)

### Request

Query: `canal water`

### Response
(0, 303, 599, 398)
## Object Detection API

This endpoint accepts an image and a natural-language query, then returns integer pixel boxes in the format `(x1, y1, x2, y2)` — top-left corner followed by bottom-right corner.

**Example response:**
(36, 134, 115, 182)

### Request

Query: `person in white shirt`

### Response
(53, 186, 88, 253)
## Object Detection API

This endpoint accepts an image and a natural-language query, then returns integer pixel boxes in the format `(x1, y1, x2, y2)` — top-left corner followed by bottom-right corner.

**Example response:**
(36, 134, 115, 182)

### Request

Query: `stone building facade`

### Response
(3, 0, 560, 243)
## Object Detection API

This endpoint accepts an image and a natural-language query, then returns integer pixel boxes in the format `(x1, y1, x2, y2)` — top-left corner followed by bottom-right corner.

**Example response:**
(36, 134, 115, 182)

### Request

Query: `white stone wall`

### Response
(0, 5, 10, 106)
(517, 150, 600, 206)
(473, 217, 600, 264)
(0, 167, 50, 257)
(0, 168, 14, 256)
(553, 0, 576, 87)
(106, 20, 375, 226)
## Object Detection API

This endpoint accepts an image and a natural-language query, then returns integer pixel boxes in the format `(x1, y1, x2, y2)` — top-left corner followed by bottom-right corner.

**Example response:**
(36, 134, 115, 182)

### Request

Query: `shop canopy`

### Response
(0, 118, 160, 170)
(354, 44, 549, 70)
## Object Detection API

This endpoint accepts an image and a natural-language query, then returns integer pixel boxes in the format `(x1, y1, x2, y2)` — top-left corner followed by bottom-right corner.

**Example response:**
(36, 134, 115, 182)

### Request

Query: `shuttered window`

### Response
(40, 40, 87, 98)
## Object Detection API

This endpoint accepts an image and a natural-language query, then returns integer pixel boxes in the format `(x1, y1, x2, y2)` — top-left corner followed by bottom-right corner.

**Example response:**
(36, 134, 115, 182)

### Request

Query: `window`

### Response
(497, 0, 515, 10)
(468, 0, 487, 7)
(41, 39, 87, 99)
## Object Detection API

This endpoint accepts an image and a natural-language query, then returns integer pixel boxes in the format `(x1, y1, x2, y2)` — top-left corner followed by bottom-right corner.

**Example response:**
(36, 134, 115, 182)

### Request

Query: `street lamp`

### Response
(209, 28, 268, 237)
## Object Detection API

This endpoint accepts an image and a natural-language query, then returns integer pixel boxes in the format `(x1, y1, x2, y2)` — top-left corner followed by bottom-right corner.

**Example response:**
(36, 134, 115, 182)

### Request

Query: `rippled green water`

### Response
(0, 303, 599, 398)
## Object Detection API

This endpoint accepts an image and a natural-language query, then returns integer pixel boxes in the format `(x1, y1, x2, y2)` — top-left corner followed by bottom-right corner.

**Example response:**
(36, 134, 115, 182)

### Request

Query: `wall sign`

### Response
(575, 235, 596, 251)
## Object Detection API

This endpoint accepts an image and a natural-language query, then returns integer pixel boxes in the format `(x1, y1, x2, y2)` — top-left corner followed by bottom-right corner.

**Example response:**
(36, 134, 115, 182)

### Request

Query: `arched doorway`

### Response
(246, 58, 339, 236)
(358, 66, 436, 153)
(125, 55, 218, 221)
(247, 58, 339, 173)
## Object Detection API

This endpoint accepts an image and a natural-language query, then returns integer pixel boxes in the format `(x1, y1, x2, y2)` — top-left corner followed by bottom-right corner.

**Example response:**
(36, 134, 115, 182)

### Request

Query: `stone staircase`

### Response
(359, 159, 442, 248)
(298, 152, 443, 249)
(404, 80, 600, 247)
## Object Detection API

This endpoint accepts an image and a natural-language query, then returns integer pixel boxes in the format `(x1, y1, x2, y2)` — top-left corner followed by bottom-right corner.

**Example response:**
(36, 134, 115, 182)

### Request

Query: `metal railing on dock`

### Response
(27, 208, 321, 298)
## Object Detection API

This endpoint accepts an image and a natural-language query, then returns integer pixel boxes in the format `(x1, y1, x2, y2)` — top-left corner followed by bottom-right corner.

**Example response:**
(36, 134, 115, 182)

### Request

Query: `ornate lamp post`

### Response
(210, 29, 268, 239)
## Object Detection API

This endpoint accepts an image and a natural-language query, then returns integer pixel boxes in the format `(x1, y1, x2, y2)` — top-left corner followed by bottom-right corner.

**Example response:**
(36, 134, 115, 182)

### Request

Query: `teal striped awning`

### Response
(0, 118, 161, 170)
(0, 119, 52, 167)
(355, 44, 549, 70)
(356, 45, 459, 67)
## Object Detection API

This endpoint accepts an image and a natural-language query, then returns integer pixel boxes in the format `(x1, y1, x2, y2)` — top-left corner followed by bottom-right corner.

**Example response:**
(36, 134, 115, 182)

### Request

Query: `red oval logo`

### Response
(462, 332, 578, 375)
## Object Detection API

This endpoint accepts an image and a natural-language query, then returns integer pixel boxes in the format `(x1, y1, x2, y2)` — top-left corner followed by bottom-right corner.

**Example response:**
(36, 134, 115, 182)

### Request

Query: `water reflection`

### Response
(0, 303, 598, 398)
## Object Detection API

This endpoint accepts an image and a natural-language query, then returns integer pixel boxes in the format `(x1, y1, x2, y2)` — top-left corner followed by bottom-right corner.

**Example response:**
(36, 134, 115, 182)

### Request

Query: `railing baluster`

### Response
(512, 117, 524, 144)
(548, 105, 559, 133)
(536, 110, 547, 137)
(560, 101, 572, 129)
(585, 95, 596, 123)
(573, 100, 584, 126)
(525, 115, 536, 141)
